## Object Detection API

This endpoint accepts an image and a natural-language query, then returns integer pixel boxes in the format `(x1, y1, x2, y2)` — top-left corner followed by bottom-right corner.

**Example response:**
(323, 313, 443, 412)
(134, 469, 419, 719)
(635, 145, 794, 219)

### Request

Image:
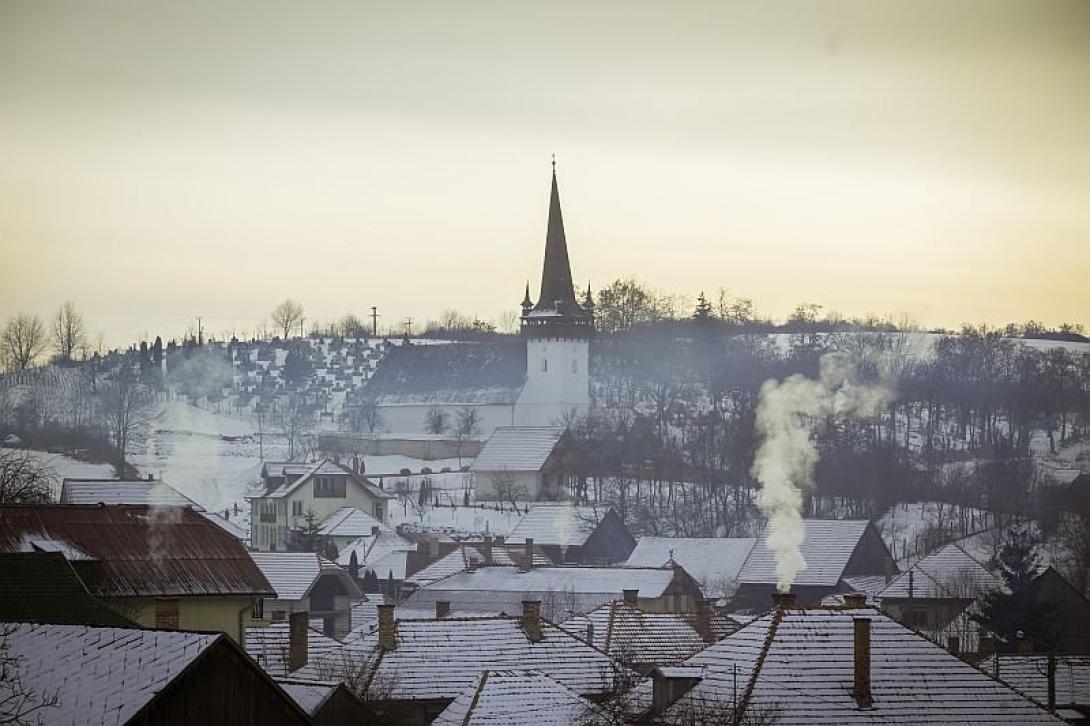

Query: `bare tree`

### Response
(423, 405, 449, 435)
(99, 369, 155, 476)
(343, 398, 385, 435)
(0, 624, 60, 725)
(490, 469, 527, 513)
(453, 406, 482, 467)
(270, 299, 305, 340)
(51, 301, 87, 363)
(0, 450, 55, 504)
(272, 395, 316, 460)
(339, 314, 368, 338)
(1, 314, 47, 371)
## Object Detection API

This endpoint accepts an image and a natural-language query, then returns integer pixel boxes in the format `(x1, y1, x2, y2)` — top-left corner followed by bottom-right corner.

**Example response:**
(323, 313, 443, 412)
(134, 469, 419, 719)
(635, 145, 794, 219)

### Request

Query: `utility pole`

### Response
(370, 306, 379, 337)
(404, 318, 414, 337)
(196, 316, 203, 346)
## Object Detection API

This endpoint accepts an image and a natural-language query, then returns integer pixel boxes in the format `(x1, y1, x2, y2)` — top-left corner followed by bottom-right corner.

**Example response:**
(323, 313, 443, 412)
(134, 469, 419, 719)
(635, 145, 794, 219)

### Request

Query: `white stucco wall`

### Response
(515, 337, 590, 426)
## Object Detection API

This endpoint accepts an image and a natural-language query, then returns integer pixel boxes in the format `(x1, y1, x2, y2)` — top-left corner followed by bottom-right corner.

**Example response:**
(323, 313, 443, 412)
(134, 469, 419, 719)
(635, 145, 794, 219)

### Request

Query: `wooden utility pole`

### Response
(370, 306, 379, 337)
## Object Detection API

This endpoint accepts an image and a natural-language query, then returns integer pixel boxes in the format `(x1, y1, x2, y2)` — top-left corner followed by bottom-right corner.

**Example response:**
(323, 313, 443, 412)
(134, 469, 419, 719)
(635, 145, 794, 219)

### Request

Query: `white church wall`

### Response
(514, 337, 590, 425)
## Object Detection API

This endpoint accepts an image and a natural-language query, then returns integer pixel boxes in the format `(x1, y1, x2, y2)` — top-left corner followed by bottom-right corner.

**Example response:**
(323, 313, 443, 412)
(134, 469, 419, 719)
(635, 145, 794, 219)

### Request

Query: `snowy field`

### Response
(13, 449, 116, 500)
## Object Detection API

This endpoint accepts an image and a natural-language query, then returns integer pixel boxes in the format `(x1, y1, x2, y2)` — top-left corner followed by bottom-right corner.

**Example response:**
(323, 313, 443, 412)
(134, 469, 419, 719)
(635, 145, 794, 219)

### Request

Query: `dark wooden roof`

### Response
(0, 552, 133, 627)
(363, 342, 527, 405)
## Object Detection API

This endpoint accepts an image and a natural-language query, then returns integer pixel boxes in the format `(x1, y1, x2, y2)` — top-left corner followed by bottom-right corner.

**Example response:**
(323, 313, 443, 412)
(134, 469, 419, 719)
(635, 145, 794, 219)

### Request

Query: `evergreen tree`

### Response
(348, 549, 360, 580)
(972, 529, 1059, 652)
(692, 291, 714, 324)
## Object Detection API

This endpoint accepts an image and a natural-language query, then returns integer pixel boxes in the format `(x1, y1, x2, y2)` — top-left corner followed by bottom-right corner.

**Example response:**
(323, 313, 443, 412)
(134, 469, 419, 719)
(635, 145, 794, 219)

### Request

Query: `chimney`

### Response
(524, 537, 534, 568)
(483, 535, 493, 565)
(371, 525, 380, 538)
(884, 557, 893, 586)
(948, 635, 960, 655)
(843, 593, 867, 608)
(288, 611, 308, 672)
(146, 473, 153, 482)
(695, 598, 714, 644)
(378, 604, 397, 650)
(429, 537, 439, 558)
(771, 592, 796, 608)
(586, 621, 595, 645)
(853, 617, 873, 709)
(622, 589, 639, 607)
(651, 667, 703, 716)
(494, 535, 505, 545)
(522, 600, 543, 643)
(435, 600, 450, 619)
(908, 570, 914, 599)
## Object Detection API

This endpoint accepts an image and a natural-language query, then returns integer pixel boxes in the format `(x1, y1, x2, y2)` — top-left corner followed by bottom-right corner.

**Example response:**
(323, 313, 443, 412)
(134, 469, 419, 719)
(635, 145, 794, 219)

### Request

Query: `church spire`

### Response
(533, 161, 579, 312)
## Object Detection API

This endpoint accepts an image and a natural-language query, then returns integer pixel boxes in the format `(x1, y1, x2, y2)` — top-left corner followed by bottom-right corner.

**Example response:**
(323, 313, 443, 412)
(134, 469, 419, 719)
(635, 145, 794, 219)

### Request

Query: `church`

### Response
(364, 165, 594, 436)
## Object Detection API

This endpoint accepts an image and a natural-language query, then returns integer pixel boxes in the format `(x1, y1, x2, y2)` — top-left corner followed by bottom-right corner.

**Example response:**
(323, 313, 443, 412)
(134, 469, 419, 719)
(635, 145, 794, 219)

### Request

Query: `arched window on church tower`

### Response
(541, 358, 548, 373)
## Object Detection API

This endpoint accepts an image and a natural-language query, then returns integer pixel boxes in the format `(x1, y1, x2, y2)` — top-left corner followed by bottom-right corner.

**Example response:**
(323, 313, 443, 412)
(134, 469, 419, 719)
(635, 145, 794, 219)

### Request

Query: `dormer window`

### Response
(314, 475, 347, 498)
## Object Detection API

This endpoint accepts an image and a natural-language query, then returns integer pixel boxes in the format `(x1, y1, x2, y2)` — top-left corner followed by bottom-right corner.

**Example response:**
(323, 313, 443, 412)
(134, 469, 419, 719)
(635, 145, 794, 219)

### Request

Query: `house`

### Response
(316, 505, 394, 551)
(432, 669, 608, 726)
(401, 564, 704, 620)
(625, 536, 758, 600)
(636, 595, 1064, 725)
(506, 502, 636, 564)
(245, 620, 345, 678)
(275, 679, 369, 726)
(875, 540, 1000, 652)
(0, 504, 273, 643)
(335, 528, 417, 600)
(361, 166, 593, 437)
(0, 622, 310, 725)
(470, 426, 574, 501)
(733, 519, 896, 609)
(294, 602, 623, 724)
(1022, 566, 1090, 654)
(0, 552, 133, 628)
(563, 596, 737, 673)
(59, 477, 203, 509)
(404, 536, 553, 589)
(250, 552, 363, 638)
(249, 459, 395, 552)
(978, 654, 1090, 719)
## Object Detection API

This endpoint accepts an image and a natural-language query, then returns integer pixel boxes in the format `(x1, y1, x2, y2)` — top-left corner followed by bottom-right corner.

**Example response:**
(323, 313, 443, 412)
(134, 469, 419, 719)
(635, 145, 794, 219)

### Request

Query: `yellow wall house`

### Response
(0, 504, 274, 644)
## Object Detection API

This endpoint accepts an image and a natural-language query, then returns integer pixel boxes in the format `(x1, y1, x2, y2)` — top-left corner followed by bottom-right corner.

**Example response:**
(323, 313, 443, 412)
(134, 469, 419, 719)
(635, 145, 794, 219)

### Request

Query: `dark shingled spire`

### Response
(533, 167, 579, 312)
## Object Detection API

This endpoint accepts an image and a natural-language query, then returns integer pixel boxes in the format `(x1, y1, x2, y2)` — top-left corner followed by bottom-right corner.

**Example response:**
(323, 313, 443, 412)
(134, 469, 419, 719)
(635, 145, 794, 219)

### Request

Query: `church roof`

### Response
(363, 342, 527, 406)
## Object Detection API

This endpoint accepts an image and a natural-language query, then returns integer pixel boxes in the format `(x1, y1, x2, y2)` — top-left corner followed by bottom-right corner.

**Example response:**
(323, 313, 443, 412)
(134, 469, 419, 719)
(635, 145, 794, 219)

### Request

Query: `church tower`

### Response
(515, 161, 593, 426)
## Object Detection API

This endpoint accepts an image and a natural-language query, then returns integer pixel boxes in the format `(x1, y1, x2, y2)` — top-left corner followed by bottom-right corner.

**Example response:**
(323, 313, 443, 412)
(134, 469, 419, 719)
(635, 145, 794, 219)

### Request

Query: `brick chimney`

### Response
(378, 604, 397, 650)
(288, 611, 308, 672)
(622, 589, 639, 607)
(435, 600, 450, 619)
(483, 535, 493, 565)
(522, 600, 543, 643)
(695, 598, 714, 644)
(852, 617, 873, 709)
(371, 525, 380, 538)
(843, 593, 867, 608)
(495, 535, 505, 545)
(771, 591, 796, 608)
(524, 537, 534, 568)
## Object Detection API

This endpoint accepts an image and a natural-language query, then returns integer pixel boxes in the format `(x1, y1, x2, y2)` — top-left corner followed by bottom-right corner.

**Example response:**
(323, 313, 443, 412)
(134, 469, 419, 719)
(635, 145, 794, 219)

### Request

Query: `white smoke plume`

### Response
(751, 352, 894, 592)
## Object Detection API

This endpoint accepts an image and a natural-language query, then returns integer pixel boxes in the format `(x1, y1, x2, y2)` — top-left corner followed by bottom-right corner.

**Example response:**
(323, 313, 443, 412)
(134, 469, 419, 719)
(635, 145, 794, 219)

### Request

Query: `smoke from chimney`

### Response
(751, 352, 893, 592)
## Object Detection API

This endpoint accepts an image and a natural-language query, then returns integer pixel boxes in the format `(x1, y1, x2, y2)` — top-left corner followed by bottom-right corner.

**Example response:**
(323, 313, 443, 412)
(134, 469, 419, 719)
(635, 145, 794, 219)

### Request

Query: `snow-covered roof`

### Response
(249, 552, 360, 601)
(335, 530, 415, 576)
(643, 606, 1063, 725)
(979, 655, 1090, 708)
(59, 479, 204, 510)
(404, 543, 552, 587)
(877, 541, 1000, 600)
(317, 506, 392, 538)
(0, 622, 219, 724)
(433, 669, 606, 725)
(295, 615, 621, 701)
(562, 601, 713, 665)
(470, 427, 566, 472)
(264, 459, 393, 500)
(275, 679, 340, 716)
(402, 565, 680, 618)
(244, 622, 345, 678)
(198, 511, 248, 541)
(738, 519, 875, 587)
(506, 503, 613, 547)
(625, 537, 756, 591)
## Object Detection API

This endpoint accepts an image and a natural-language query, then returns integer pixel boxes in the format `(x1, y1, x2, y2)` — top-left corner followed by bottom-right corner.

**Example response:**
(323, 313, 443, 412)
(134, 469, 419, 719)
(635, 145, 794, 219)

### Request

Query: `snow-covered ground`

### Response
(386, 501, 525, 537)
(14, 449, 116, 500)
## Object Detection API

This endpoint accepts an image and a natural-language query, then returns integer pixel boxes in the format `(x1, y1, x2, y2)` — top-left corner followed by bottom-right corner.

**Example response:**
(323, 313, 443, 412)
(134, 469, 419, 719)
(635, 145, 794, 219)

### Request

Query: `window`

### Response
(572, 358, 578, 373)
(541, 358, 548, 373)
(155, 600, 179, 629)
(374, 501, 384, 521)
(292, 500, 303, 516)
(251, 598, 264, 619)
(314, 475, 347, 498)
(259, 501, 277, 523)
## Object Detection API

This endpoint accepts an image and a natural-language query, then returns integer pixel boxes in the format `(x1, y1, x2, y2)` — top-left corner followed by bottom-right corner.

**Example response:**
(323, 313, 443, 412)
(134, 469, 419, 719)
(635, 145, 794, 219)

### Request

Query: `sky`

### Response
(1, 0, 1088, 347)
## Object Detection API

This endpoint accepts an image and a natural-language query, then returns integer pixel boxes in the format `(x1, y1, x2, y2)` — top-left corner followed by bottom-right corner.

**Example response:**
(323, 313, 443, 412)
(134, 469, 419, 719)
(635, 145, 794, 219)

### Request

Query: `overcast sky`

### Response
(1, 0, 1087, 345)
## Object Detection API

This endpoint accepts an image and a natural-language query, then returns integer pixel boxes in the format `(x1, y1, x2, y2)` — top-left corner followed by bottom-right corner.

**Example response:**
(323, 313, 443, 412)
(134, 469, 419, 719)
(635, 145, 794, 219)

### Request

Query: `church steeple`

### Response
(520, 160, 593, 339)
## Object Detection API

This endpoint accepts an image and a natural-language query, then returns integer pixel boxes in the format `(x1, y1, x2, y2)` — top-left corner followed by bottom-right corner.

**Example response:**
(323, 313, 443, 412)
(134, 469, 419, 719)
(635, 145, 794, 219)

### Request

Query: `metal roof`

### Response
(59, 479, 204, 510)
(471, 426, 566, 472)
(250, 552, 361, 601)
(0, 505, 274, 598)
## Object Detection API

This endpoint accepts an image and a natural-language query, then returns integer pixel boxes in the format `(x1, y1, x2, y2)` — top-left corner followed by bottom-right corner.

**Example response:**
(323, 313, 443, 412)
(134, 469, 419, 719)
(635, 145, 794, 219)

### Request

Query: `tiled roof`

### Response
(470, 427, 566, 472)
(878, 541, 1000, 600)
(294, 615, 622, 701)
(250, 552, 360, 601)
(0, 552, 132, 627)
(264, 459, 393, 500)
(433, 669, 606, 725)
(738, 519, 873, 587)
(507, 503, 612, 547)
(317, 506, 392, 538)
(275, 679, 339, 715)
(362, 342, 527, 405)
(979, 655, 1090, 708)
(0, 622, 218, 724)
(562, 601, 710, 665)
(625, 537, 756, 592)
(0, 505, 274, 598)
(402, 565, 678, 619)
(59, 479, 204, 510)
(244, 622, 345, 678)
(404, 543, 552, 587)
(646, 606, 1063, 725)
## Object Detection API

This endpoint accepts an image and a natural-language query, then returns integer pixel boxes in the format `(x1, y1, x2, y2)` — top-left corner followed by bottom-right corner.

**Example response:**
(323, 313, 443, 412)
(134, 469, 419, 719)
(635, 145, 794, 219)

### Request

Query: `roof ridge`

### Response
(603, 601, 617, 653)
(461, 670, 490, 726)
(735, 606, 785, 721)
